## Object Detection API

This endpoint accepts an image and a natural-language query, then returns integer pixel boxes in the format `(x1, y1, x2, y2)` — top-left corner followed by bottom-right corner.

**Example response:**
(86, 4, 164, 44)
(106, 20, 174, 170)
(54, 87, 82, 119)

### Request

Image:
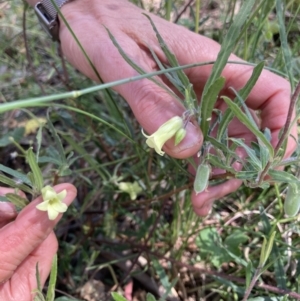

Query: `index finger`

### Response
(0, 184, 77, 282)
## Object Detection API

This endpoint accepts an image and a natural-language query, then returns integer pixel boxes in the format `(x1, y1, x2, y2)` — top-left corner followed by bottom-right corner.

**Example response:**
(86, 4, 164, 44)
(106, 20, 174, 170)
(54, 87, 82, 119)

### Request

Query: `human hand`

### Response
(41, 0, 296, 215)
(0, 184, 77, 300)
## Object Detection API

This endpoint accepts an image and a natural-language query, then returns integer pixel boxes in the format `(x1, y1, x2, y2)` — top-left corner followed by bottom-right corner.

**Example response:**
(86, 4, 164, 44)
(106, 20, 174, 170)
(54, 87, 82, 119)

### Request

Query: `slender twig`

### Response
(174, 0, 195, 23)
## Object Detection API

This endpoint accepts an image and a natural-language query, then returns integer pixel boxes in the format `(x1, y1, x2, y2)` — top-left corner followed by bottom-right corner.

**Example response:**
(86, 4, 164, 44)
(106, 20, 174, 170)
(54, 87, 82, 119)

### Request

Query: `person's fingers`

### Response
(0, 232, 58, 300)
(59, 3, 203, 158)
(0, 183, 77, 282)
(167, 32, 297, 156)
(191, 179, 242, 216)
(0, 188, 24, 227)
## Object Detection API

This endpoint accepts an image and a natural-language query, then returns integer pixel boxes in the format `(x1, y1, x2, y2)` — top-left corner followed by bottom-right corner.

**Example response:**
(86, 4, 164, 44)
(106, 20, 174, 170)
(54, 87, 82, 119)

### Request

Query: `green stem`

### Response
(195, 0, 200, 33)
(0, 61, 286, 114)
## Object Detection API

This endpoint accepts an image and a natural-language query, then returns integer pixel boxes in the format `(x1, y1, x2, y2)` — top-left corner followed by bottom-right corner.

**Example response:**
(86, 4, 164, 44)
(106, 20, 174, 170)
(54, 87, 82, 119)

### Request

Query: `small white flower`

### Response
(142, 116, 184, 156)
(118, 181, 142, 200)
(36, 186, 67, 220)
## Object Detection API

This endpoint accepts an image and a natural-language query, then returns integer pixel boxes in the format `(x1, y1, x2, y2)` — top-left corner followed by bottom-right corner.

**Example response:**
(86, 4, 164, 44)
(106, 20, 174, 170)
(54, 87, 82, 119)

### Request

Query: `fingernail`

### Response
(173, 122, 202, 153)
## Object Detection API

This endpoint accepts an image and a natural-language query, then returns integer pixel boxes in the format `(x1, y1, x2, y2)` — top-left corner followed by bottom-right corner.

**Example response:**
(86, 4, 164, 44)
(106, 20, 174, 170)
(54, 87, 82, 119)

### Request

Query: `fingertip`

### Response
(164, 121, 203, 159)
(191, 179, 242, 216)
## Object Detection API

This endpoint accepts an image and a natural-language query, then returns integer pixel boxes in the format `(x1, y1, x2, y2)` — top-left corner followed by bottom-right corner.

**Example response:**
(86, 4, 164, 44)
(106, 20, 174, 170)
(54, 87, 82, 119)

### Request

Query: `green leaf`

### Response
(284, 183, 300, 217)
(46, 254, 58, 301)
(143, 14, 195, 97)
(207, 154, 235, 173)
(268, 169, 300, 184)
(0, 164, 32, 186)
(193, 163, 210, 194)
(152, 259, 172, 290)
(217, 61, 265, 140)
(235, 171, 258, 180)
(146, 293, 157, 301)
(0, 173, 33, 194)
(201, 0, 255, 98)
(196, 227, 230, 268)
(200, 77, 225, 138)
(246, 261, 253, 289)
(0, 127, 25, 147)
(230, 138, 262, 170)
(224, 230, 249, 256)
(27, 148, 44, 193)
(46, 111, 67, 165)
(105, 26, 180, 103)
(5, 193, 29, 209)
(111, 292, 129, 301)
(259, 231, 276, 267)
(222, 96, 274, 158)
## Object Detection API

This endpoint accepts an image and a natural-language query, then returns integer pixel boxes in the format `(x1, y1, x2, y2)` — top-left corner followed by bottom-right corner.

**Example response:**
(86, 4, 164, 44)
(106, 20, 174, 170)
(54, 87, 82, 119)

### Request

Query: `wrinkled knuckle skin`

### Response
(130, 81, 165, 118)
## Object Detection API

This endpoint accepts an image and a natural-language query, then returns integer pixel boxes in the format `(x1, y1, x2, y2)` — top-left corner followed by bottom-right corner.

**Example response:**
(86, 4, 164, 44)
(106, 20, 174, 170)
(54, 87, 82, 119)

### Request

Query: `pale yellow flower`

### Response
(142, 116, 184, 156)
(118, 181, 142, 200)
(36, 186, 67, 220)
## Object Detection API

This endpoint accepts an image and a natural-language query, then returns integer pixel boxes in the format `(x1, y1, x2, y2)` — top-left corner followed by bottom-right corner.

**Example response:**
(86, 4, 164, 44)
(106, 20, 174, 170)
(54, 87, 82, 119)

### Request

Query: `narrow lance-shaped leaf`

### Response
(0, 164, 32, 186)
(230, 138, 262, 171)
(27, 148, 44, 192)
(111, 292, 128, 301)
(217, 61, 264, 140)
(5, 193, 29, 210)
(143, 14, 196, 99)
(201, 77, 225, 138)
(105, 26, 181, 103)
(0, 173, 33, 194)
(222, 96, 274, 158)
(45, 253, 57, 301)
(230, 87, 260, 130)
(259, 231, 276, 268)
(268, 169, 300, 184)
(46, 110, 67, 165)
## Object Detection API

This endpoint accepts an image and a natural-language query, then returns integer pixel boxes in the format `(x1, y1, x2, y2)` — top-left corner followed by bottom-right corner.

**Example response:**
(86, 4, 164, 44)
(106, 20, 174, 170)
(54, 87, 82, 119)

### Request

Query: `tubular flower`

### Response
(142, 116, 185, 156)
(118, 181, 142, 200)
(36, 185, 68, 220)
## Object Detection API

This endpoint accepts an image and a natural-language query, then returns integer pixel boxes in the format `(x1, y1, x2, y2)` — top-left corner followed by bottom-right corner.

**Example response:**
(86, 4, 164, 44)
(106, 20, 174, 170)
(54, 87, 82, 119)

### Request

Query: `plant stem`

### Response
(195, 0, 200, 33)
(242, 268, 262, 301)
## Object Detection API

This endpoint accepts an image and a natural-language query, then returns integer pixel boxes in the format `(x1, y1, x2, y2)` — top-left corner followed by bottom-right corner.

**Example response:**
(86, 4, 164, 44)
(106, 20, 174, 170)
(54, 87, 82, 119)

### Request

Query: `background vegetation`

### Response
(1, 0, 300, 300)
